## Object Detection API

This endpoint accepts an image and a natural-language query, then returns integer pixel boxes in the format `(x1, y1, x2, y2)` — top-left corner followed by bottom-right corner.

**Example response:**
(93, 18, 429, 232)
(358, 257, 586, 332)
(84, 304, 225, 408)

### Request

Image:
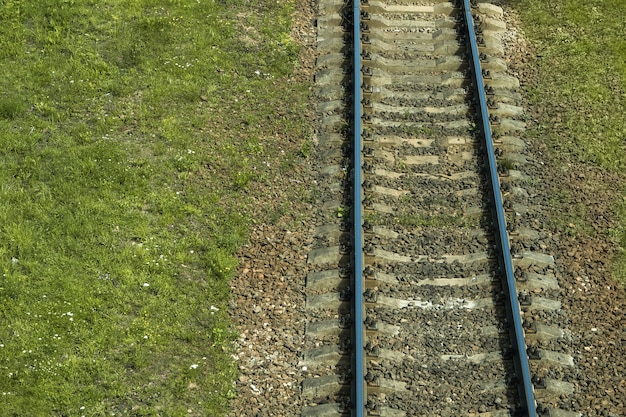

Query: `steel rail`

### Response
(352, 0, 366, 416)
(462, 1, 537, 415)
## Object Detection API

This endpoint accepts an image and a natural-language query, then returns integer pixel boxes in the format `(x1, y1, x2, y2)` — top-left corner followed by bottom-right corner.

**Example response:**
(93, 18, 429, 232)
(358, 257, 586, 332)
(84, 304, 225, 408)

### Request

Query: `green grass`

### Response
(515, 0, 626, 282)
(518, 0, 625, 170)
(0, 0, 309, 415)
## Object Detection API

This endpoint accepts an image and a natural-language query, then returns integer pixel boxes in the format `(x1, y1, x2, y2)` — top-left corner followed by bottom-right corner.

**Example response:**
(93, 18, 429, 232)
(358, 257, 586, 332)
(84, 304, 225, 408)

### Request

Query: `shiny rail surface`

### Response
(352, 1, 365, 417)
(460, 1, 537, 415)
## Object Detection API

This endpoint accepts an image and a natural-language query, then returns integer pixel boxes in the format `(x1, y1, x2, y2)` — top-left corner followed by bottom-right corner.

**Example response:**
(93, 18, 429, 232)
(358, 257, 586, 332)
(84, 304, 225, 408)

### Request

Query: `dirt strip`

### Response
(227, 1, 317, 416)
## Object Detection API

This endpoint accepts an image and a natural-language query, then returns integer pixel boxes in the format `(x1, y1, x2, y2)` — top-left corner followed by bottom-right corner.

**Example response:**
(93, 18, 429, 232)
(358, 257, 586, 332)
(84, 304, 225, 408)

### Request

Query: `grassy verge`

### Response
(0, 0, 309, 415)
(514, 0, 626, 281)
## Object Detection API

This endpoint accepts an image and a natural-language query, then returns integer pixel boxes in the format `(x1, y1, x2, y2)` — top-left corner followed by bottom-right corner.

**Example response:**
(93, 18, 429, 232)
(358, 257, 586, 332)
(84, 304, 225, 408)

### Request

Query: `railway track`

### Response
(303, 1, 579, 416)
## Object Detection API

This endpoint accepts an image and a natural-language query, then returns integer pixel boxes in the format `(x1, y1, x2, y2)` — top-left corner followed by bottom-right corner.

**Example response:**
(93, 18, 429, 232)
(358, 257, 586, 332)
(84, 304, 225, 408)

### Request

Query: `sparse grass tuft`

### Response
(498, 158, 515, 171)
(298, 139, 313, 159)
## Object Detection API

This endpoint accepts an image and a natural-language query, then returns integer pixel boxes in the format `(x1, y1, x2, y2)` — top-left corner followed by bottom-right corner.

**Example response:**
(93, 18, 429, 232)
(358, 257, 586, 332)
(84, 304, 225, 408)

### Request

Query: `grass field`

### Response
(0, 0, 310, 415)
(514, 0, 626, 281)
